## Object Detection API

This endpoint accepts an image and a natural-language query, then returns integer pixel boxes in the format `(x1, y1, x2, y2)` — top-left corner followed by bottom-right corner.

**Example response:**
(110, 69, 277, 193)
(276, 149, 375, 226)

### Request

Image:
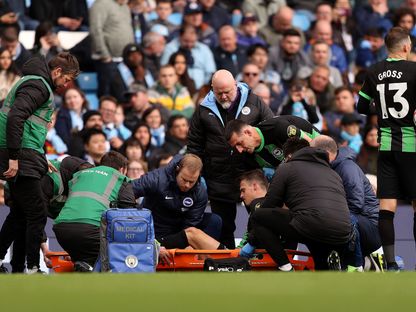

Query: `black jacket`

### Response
(131, 155, 207, 239)
(262, 147, 352, 245)
(0, 55, 54, 179)
(187, 83, 273, 202)
(213, 45, 247, 77)
(162, 135, 186, 156)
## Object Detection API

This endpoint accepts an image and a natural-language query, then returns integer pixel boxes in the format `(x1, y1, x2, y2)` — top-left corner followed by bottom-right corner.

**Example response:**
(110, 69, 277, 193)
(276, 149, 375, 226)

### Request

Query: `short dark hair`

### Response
(239, 169, 268, 191)
(334, 86, 353, 96)
(99, 95, 118, 108)
(283, 137, 310, 158)
(100, 151, 129, 171)
(48, 52, 80, 78)
(156, 0, 172, 6)
(167, 114, 187, 130)
(224, 119, 249, 142)
(384, 27, 410, 52)
(365, 27, 384, 38)
(142, 106, 163, 123)
(283, 28, 301, 38)
(246, 43, 268, 58)
(393, 7, 416, 28)
(83, 128, 106, 145)
(179, 24, 197, 36)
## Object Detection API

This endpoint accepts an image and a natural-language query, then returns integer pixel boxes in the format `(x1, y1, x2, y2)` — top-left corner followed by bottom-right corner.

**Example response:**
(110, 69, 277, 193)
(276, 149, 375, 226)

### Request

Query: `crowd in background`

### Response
(0, 0, 413, 185)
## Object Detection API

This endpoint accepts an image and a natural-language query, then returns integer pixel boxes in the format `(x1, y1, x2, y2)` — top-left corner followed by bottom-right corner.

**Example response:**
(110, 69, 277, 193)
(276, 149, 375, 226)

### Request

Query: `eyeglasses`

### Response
(243, 72, 259, 77)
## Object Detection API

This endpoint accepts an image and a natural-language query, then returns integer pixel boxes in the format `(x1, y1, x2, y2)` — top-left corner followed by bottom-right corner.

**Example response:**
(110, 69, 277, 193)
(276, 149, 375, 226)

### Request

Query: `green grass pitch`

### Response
(1, 272, 415, 311)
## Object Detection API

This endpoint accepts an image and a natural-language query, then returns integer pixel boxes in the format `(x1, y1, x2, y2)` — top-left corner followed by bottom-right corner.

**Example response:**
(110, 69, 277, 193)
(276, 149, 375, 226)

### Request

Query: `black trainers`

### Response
(387, 262, 400, 272)
(327, 250, 342, 271)
(74, 261, 93, 273)
(0, 264, 8, 273)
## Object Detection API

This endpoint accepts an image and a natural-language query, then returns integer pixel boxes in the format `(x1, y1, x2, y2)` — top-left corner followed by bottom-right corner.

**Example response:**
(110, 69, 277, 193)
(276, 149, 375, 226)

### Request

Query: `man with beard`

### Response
(0, 52, 80, 273)
(187, 69, 273, 248)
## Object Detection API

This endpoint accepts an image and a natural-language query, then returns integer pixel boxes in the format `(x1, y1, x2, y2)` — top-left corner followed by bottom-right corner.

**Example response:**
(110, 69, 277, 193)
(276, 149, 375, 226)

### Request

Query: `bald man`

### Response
(306, 20, 348, 75)
(213, 25, 247, 77)
(188, 69, 273, 248)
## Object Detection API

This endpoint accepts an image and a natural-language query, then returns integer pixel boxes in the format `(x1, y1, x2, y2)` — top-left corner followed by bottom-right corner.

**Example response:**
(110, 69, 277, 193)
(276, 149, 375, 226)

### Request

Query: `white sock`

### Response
(279, 263, 293, 271)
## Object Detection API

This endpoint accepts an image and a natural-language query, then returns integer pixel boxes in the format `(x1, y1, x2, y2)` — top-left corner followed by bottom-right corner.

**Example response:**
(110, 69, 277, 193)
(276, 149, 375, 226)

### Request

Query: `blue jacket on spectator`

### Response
(356, 40, 388, 68)
(131, 154, 208, 239)
(331, 147, 379, 226)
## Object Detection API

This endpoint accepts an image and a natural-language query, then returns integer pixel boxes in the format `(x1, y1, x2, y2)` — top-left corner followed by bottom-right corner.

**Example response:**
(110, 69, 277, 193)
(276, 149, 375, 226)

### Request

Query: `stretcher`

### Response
(45, 249, 315, 273)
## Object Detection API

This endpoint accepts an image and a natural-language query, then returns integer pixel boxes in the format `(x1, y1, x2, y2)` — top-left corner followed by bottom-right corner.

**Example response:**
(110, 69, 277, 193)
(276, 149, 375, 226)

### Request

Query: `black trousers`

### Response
(53, 222, 100, 266)
(251, 208, 346, 270)
(4, 177, 47, 269)
(210, 199, 237, 249)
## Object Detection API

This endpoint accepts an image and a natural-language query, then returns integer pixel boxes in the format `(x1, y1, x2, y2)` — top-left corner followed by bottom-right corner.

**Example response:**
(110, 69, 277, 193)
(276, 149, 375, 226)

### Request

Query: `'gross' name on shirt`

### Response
(378, 70, 403, 81)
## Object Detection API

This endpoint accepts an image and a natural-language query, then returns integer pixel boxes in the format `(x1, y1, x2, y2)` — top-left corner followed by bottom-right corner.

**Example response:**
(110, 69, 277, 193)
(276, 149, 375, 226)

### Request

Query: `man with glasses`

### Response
(239, 63, 261, 90)
(188, 69, 273, 248)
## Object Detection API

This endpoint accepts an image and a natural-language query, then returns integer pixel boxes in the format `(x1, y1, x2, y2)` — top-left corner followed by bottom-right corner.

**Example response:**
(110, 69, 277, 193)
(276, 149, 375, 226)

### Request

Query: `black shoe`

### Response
(327, 250, 342, 271)
(74, 261, 93, 273)
(0, 264, 8, 273)
(387, 262, 400, 272)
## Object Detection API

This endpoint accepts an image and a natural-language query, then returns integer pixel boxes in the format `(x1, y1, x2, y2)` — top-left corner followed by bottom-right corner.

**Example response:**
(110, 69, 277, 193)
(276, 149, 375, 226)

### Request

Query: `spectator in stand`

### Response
(163, 114, 188, 155)
(45, 111, 68, 159)
(142, 106, 166, 148)
(127, 159, 147, 179)
(278, 79, 320, 125)
(324, 86, 364, 141)
(0, 24, 31, 72)
(128, 0, 148, 44)
(0, 2, 19, 31)
(239, 63, 261, 90)
(332, 0, 358, 64)
(29, 0, 89, 31)
(356, 27, 388, 70)
(237, 13, 266, 48)
(393, 8, 416, 53)
(310, 41, 343, 88)
(200, 0, 230, 32)
(253, 83, 272, 108)
(177, 2, 217, 49)
(4, 0, 38, 31)
(99, 95, 126, 151)
(142, 31, 166, 80)
(112, 43, 155, 104)
(259, 6, 297, 47)
(242, 0, 286, 28)
(124, 84, 152, 130)
(55, 87, 88, 146)
(68, 110, 104, 158)
(132, 122, 162, 164)
(89, 0, 134, 97)
(340, 113, 363, 154)
(357, 125, 379, 176)
(161, 25, 216, 89)
(83, 128, 108, 165)
(306, 20, 348, 78)
(114, 104, 132, 142)
(353, 0, 393, 39)
(308, 65, 335, 114)
(31, 22, 63, 63)
(121, 137, 145, 165)
(0, 47, 20, 101)
(269, 29, 312, 88)
(168, 51, 197, 97)
(213, 25, 247, 77)
(148, 64, 194, 118)
(148, 0, 178, 37)
(246, 44, 282, 96)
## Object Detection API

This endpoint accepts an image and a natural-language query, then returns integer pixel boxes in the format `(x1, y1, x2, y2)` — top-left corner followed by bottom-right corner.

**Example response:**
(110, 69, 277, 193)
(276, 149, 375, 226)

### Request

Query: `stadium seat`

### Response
(77, 72, 99, 110)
